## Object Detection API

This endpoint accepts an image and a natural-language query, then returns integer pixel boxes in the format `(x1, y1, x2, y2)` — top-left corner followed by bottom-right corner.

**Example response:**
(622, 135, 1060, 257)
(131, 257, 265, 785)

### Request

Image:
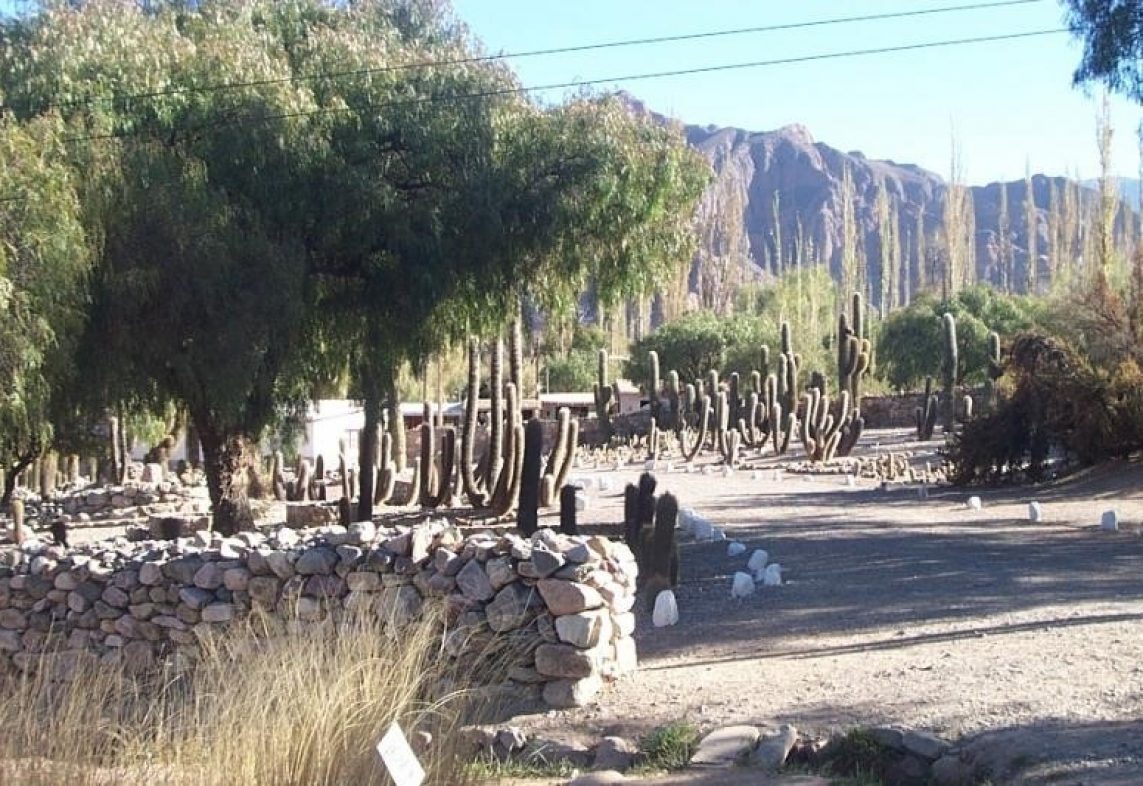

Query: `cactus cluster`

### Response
(457, 326, 579, 526)
(800, 384, 862, 462)
(623, 472, 679, 596)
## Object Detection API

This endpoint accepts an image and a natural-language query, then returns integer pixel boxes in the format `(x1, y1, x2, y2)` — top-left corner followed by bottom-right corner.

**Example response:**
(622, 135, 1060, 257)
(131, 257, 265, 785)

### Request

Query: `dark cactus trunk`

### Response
(559, 484, 579, 535)
(198, 425, 255, 536)
(358, 391, 382, 522)
(517, 417, 543, 536)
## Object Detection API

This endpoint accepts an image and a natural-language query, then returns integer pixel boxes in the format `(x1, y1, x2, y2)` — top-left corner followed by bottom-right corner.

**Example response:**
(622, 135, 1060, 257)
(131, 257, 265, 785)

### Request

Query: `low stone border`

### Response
(0, 519, 638, 709)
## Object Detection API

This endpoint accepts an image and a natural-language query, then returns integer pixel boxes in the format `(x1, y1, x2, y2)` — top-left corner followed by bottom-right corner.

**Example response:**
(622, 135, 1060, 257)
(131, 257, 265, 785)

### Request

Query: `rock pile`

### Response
(0, 519, 638, 709)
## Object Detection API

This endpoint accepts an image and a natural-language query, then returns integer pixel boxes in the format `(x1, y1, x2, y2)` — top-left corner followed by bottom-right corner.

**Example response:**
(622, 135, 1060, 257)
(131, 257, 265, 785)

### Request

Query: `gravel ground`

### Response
(520, 428, 1143, 784)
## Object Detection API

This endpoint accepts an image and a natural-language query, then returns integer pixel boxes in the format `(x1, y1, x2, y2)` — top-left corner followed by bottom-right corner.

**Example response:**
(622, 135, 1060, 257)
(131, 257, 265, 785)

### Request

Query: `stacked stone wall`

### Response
(0, 516, 638, 709)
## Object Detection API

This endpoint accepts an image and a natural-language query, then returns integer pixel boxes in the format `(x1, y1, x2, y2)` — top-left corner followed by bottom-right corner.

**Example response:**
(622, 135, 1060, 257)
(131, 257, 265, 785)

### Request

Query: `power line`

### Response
(63, 27, 1068, 145)
(13, 0, 1044, 114)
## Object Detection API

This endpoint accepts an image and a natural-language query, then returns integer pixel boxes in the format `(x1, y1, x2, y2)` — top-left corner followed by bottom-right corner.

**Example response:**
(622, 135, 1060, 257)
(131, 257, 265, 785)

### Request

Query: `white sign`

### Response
(376, 722, 425, 786)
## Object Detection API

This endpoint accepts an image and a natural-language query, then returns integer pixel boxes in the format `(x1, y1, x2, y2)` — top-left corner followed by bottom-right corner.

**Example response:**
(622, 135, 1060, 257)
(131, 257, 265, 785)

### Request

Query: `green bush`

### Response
(877, 285, 1038, 391)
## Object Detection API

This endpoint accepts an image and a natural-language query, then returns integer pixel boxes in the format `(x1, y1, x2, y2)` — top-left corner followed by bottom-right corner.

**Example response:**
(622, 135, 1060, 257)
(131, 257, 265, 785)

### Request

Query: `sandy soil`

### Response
(518, 428, 1143, 783)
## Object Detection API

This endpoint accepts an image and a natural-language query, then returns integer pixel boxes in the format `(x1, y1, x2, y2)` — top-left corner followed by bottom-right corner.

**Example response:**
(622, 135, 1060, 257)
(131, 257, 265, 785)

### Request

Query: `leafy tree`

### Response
(541, 323, 606, 393)
(1064, 0, 1143, 101)
(0, 115, 90, 505)
(625, 311, 766, 384)
(876, 285, 1038, 391)
(1, 0, 320, 532)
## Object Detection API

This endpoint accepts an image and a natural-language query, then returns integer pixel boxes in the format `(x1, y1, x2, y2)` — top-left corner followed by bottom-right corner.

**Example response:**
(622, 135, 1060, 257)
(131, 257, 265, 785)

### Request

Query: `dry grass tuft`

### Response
(0, 605, 486, 785)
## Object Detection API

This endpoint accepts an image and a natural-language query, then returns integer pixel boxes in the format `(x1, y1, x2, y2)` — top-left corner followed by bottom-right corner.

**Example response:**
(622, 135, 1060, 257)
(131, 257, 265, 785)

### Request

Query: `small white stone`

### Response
(1101, 509, 1119, 532)
(730, 571, 755, 598)
(652, 589, 678, 627)
(1028, 502, 1043, 523)
(751, 470, 761, 480)
(966, 496, 982, 511)
(771, 470, 782, 482)
(574, 493, 587, 513)
(747, 549, 769, 576)
(727, 542, 746, 558)
(710, 527, 726, 541)
(845, 474, 856, 487)
(598, 478, 613, 492)
(721, 466, 733, 478)
(665, 462, 674, 473)
(691, 517, 714, 541)
(762, 563, 782, 586)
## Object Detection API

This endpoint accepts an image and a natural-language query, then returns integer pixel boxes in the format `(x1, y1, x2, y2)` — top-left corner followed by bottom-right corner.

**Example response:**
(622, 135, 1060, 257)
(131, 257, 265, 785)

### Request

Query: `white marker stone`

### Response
(762, 563, 783, 586)
(730, 571, 755, 598)
(1028, 502, 1043, 523)
(727, 542, 746, 558)
(966, 496, 982, 511)
(747, 549, 769, 576)
(1101, 509, 1119, 532)
(652, 589, 679, 627)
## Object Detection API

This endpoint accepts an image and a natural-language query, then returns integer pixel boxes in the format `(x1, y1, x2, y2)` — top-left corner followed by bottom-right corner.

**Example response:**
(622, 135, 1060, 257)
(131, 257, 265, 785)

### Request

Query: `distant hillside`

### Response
(623, 94, 1135, 313)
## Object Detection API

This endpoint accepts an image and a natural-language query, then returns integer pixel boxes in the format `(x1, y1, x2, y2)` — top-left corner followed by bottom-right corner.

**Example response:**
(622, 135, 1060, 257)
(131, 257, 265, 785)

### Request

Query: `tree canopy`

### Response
(0, 0, 709, 530)
(1065, 0, 1143, 101)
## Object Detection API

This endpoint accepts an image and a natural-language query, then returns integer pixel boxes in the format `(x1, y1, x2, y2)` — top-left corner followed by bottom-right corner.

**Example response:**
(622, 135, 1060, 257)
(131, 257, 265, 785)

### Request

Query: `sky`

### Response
(451, 0, 1142, 185)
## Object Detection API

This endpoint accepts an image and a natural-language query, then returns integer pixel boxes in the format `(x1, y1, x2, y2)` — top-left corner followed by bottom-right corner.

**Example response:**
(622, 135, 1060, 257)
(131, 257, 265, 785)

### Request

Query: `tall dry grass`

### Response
(0, 605, 487, 785)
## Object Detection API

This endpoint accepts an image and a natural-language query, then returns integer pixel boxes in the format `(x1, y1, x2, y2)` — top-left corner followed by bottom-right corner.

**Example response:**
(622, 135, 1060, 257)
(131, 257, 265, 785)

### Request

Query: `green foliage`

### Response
(734, 265, 838, 380)
(638, 720, 700, 772)
(877, 285, 1038, 390)
(541, 322, 606, 392)
(625, 311, 759, 384)
(0, 114, 90, 474)
(1064, 0, 1143, 101)
(820, 729, 894, 783)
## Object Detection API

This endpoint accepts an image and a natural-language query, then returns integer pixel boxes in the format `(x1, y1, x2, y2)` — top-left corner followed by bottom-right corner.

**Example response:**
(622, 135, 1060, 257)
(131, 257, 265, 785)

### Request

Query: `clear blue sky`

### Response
(452, 0, 1141, 185)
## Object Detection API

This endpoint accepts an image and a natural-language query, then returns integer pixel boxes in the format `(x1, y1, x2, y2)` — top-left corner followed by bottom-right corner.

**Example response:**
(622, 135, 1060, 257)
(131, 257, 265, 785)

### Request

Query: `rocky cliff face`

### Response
(636, 95, 1124, 309)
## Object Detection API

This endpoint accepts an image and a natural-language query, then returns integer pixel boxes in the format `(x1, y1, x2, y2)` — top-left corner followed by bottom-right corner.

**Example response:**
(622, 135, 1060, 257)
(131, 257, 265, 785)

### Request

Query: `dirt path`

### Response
(521, 429, 1143, 783)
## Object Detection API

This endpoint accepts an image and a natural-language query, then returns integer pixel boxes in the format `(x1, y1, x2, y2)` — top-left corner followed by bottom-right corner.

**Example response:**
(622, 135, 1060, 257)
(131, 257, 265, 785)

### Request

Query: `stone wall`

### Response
(0, 518, 638, 709)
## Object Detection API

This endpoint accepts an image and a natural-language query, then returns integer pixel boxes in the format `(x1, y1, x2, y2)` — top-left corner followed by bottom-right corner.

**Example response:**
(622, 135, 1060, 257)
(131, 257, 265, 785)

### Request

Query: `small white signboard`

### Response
(376, 722, 425, 786)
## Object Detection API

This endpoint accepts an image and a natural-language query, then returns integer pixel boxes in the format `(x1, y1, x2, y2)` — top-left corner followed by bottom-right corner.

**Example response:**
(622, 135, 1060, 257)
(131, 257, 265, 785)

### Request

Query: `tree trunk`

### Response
(1, 453, 35, 508)
(357, 392, 382, 522)
(198, 425, 255, 536)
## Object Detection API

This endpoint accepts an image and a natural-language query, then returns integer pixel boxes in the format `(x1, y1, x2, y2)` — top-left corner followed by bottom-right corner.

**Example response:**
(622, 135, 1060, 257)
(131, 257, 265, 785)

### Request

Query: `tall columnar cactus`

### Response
(680, 392, 711, 462)
(941, 312, 959, 431)
(623, 483, 639, 550)
(540, 407, 577, 507)
(559, 484, 579, 536)
(484, 337, 504, 490)
(644, 491, 680, 596)
(915, 376, 939, 441)
(417, 418, 435, 508)
(388, 396, 406, 475)
(715, 390, 741, 466)
(985, 330, 1002, 413)
(461, 337, 486, 507)
(666, 370, 682, 432)
(726, 372, 745, 429)
(489, 382, 524, 517)
(375, 431, 396, 505)
(594, 349, 615, 442)
(759, 345, 771, 379)
(517, 417, 544, 536)
(778, 322, 799, 417)
(647, 350, 663, 427)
